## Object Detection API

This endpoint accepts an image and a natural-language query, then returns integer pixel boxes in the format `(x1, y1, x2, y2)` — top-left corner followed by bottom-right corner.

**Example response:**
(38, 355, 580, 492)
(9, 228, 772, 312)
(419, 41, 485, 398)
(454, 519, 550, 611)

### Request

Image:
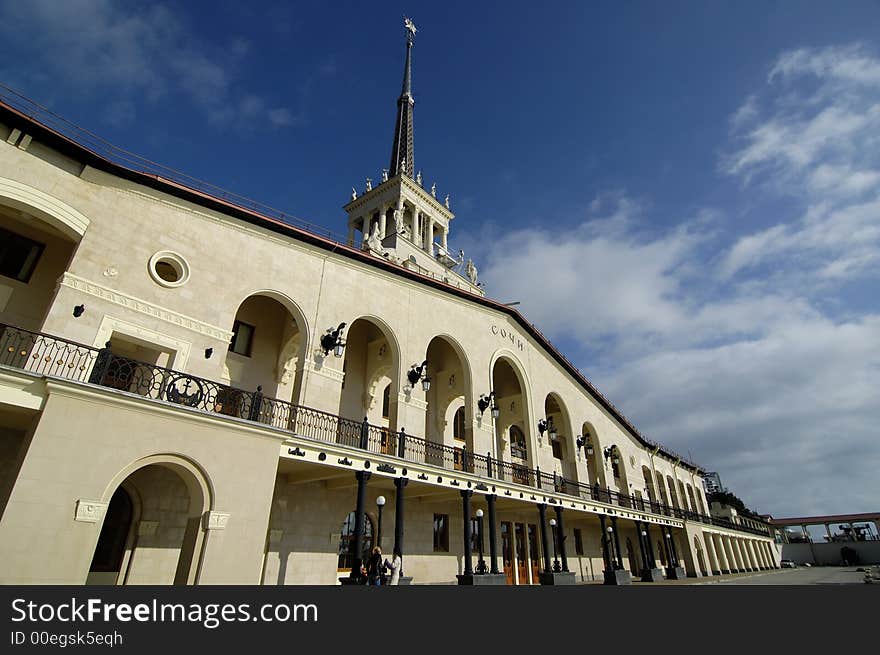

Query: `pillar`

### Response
(441, 225, 448, 250)
(413, 209, 421, 246)
(347, 220, 355, 247)
(714, 535, 730, 573)
(825, 523, 832, 542)
(379, 205, 387, 238)
(610, 516, 624, 570)
(426, 218, 435, 253)
(393, 477, 407, 574)
(635, 521, 649, 572)
(748, 541, 760, 570)
(705, 533, 721, 575)
(486, 494, 499, 574)
(349, 471, 371, 580)
(645, 523, 657, 566)
(461, 490, 473, 575)
(599, 515, 612, 571)
(538, 504, 551, 572)
(553, 506, 569, 573)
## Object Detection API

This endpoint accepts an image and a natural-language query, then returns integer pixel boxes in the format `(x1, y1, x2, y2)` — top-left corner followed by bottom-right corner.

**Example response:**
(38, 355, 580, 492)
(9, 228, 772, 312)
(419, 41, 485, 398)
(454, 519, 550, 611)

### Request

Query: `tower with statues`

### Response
(344, 17, 481, 295)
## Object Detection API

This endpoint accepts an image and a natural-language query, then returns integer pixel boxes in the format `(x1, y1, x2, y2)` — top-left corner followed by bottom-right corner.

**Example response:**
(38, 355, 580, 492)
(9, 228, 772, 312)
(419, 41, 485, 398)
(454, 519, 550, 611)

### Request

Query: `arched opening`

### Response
(544, 393, 577, 482)
(224, 293, 309, 410)
(642, 466, 657, 511)
(338, 317, 400, 429)
(678, 480, 690, 512)
(581, 422, 605, 488)
(491, 355, 532, 483)
(88, 461, 209, 585)
(0, 195, 81, 331)
(666, 475, 681, 511)
(423, 335, 472, 467)
(687, 484, 698, 515)
(87, 486, 134, 584)
(337, 511, 375, 572)
(606, 444, 630, 503)
(694, 536, 708, 576)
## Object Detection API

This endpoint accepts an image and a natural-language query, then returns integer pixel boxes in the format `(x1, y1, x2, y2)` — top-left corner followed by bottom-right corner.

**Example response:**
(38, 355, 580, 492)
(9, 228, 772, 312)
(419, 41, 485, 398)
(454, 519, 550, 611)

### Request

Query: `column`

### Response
(393, 478, 407, 574)
(645, 523, 657, 567)
(379, 205, 387, 238)
(553, 506, 569, 573)
(349, 471, 371, 581)
(748, 541, 760, 570)
(824, 523, 832, 542)
(599, 515, 612, 572)
(537, 504, 551, 572)
(426, 217, 435, 253)
(347, 219, 355, 246)
(705, 533, 721, 575)
(413, 209, 421, 246)
(635, 521, 649, 572)
(610, 516, 624, 570)
(714, 535, 730, 573)
(461, 490, 473, 576)
(486, 494, 499, 574)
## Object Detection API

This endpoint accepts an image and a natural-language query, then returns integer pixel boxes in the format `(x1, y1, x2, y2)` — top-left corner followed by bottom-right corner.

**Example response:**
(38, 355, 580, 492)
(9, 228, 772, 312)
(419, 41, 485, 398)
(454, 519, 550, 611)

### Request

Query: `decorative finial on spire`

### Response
(351, 187, 357, 201)
(404, 16, 417, 41)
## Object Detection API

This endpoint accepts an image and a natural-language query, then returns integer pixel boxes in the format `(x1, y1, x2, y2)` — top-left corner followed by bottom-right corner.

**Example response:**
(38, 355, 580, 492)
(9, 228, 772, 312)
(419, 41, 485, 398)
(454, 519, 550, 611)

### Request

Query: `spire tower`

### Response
(389, 17, 416, 178)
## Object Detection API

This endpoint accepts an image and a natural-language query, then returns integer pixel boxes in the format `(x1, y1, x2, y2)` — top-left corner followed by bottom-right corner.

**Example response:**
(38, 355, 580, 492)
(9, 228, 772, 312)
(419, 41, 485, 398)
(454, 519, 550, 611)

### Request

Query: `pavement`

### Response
(696, 566, 868, 585)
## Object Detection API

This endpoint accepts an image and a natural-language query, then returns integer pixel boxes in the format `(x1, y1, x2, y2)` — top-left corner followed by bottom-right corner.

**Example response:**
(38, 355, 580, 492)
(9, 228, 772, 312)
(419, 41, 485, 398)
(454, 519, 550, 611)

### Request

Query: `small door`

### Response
(515, 523, 528, 585)
(528, 523, 541, 584)
(501, 522, 514, 585)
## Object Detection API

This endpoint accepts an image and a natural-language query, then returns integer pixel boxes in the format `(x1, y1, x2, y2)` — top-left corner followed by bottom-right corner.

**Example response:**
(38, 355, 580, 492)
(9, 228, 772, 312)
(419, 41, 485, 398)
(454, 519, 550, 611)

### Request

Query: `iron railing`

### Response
(0, 323, 770, 537)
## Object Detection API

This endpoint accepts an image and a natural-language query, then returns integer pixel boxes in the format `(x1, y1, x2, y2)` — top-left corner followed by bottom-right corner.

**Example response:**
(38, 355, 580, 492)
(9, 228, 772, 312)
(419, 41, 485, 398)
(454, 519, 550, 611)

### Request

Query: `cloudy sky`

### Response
(1, 1, 877, 517)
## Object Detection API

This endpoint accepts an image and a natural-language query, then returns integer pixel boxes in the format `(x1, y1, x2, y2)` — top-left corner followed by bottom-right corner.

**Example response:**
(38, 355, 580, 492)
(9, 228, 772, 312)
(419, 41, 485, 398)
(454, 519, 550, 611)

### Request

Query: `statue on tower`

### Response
(351, 187, 357, 201)
(393, 208, 404, 234)
(400, 157, 407, 174)
(416, 170, 422, 186)
(430, 182, 436, 198)
(466, 258, 478, 285)
(445, 194, 450, 209)
(365, 177, 372, 192)
(382, 169, 389, 182)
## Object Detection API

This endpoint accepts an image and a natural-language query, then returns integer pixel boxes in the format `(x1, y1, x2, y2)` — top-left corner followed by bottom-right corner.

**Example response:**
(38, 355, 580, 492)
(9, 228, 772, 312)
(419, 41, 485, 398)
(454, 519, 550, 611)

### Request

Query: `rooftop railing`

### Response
(0, 323, 769, 537)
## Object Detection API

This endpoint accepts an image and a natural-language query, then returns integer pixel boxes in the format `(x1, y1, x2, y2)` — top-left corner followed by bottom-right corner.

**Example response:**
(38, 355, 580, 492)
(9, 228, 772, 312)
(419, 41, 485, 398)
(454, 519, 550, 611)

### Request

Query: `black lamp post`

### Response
(606, 525, 617, 569)
(475, 508, 487, 574)
(320, 323, 347, 357)
(376, 495, 386, 549)
(549, 518, 561, 572)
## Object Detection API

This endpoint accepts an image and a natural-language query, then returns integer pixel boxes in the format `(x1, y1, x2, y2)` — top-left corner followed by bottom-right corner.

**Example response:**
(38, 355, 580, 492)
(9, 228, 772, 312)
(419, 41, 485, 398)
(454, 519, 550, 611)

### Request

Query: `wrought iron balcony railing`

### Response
(0, 323, 771, 537)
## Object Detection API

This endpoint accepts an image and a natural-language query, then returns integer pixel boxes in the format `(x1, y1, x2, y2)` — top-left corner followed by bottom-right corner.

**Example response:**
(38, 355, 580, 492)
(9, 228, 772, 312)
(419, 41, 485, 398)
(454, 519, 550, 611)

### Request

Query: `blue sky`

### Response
(2, 1, 878, 518)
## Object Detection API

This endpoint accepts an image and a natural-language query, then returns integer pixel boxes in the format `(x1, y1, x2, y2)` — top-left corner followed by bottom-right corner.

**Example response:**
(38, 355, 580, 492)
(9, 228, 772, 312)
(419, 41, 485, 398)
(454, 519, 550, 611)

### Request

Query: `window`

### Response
(551, 438, 562, 460)
(574, 528, 584, 556)
(229, 320, 255, 356)
(0, 227, 44, 283)
(509, 425, 527, 460)
(433, 514, 449, 552)
(453, 406, 465, 441)
(147, 250, 190, 287)
(381, 384, 391, 419)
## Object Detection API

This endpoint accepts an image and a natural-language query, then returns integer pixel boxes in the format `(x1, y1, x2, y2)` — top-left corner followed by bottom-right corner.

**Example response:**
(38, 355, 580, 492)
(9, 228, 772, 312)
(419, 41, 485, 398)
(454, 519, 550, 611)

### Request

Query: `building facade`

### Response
(0, 26, 779, 585)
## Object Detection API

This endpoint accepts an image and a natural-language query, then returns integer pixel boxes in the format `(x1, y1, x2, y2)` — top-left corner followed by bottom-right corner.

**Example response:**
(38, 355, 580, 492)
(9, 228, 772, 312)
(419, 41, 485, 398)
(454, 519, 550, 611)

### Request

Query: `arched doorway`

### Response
(581, 422, 605, 489)
(87, 486, 134, 585)
(87, 460, 210, 585)
(422, 335, 472, 467)
(544, 393, 577, 483)
(337, 511, 375, 573)
(224, 292, 309, 413)
(338, 317, 400, 429)
(491, 355, 532, 483)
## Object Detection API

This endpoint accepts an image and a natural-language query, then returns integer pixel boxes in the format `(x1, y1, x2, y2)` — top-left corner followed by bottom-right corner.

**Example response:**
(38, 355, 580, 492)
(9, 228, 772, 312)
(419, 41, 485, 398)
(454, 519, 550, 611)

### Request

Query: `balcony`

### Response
(0, 323, 771, 538)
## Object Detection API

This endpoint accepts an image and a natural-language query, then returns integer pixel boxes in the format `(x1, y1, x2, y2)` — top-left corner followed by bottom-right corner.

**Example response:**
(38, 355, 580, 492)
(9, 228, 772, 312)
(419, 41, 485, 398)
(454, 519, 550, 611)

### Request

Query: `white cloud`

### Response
(0, 0, 292, 129)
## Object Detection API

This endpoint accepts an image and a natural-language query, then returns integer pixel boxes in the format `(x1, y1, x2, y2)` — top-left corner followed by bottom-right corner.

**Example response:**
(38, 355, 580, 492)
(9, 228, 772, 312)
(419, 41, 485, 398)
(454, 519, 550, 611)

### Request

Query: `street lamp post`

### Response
(550, 518, 561, 572)
(376, 495, 386, 549)
(475, 509, 487, 574)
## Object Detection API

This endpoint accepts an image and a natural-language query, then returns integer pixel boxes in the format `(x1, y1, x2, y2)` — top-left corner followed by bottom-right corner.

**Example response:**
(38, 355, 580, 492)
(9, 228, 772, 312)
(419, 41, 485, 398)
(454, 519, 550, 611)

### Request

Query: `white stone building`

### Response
(0, 24, 779, 585)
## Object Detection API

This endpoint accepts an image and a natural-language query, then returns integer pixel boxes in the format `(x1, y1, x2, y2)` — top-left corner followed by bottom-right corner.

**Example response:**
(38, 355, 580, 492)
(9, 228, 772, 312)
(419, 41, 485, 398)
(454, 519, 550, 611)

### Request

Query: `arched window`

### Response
(453, 406, 466, 442)
(509, 425, 527, 460)
(337, 511, 374, 570)
(381, 384, 391, 420)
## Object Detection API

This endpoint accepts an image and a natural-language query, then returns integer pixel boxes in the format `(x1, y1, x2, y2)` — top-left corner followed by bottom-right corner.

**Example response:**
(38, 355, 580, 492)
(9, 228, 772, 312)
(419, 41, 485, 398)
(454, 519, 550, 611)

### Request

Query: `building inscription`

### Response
(491, 325, 524, 351)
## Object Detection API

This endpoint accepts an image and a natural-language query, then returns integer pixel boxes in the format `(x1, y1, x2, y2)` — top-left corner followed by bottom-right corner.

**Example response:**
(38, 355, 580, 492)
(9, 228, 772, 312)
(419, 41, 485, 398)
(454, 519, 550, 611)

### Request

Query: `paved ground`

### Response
(698, 566, 867, 585)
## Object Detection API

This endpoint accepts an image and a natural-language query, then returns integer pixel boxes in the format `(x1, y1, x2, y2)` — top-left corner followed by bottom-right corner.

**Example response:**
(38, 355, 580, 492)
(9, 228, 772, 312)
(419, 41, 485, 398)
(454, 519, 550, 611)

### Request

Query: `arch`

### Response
(490, 351, 534, 470)
(694, 536, 708, 576)
(423, 334, 474, 451)
(666, 475, 681, 511)
(0, 176, 90, 240)
(92, 454, 214, 585)
(544, 392, 577, 481)
(686, 484, 698, 515)
(581, 421, 605, 488)
(338, 316, 402, 429)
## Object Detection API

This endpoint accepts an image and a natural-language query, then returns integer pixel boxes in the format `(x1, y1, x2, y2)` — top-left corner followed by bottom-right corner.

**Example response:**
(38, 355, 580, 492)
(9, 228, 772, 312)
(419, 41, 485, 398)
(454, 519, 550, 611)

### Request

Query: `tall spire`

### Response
(389, 17, 416, 179)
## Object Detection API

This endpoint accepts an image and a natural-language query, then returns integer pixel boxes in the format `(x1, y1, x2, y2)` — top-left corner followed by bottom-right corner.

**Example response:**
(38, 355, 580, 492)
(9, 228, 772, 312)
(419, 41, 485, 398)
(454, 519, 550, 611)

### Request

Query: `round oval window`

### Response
(148, 251, 190, 288)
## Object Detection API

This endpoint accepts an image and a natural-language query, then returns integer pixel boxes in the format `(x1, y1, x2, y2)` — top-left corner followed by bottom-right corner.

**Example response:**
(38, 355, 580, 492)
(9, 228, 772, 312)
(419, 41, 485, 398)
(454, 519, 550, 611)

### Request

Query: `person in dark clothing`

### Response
(366, 546, 384, 586)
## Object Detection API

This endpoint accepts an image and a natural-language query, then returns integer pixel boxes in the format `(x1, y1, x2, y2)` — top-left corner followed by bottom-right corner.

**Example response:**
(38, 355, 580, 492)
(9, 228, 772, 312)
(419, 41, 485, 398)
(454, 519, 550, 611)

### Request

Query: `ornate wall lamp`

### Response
(537, 416, 557, 446)
(72, 304, 85, 318)
(320, 322, 347, 357)
(576, 434, 594, 461)
(407, 360, 430, 392)
(478, 391, 500, 419)
(603, 445, 620, 465)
